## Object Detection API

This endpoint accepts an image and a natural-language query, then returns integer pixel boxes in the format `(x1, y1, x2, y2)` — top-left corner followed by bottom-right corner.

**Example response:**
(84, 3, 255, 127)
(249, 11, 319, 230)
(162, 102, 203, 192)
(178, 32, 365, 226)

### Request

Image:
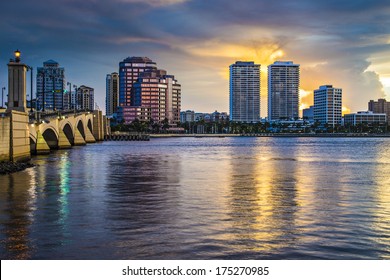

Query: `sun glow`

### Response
(342, 106, 351, 114)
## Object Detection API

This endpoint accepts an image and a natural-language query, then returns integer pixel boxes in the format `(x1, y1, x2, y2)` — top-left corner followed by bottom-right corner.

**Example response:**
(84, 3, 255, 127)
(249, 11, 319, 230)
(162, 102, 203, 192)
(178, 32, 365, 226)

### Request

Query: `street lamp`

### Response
(1, 87, 5, 108)
(39, 72, 46, 112)
(66, 82, 72, 111)
(14, 49, 21, 62)
(26, 66, 33, 113)
(50, 75, 56, 111)
(61, 77, 64, 110)
(73, 84, 78, 111)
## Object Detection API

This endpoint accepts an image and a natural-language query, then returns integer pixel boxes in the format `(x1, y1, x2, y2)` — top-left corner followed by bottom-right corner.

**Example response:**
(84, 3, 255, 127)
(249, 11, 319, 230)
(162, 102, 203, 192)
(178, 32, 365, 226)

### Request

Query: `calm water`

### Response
(1, 137, 390, 259)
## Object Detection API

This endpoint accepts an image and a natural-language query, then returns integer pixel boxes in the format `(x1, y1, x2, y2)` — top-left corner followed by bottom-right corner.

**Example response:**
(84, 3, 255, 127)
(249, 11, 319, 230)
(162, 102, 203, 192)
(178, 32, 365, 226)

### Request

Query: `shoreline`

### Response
(0, 161, 35, 175)
(150, 133, 390, 138)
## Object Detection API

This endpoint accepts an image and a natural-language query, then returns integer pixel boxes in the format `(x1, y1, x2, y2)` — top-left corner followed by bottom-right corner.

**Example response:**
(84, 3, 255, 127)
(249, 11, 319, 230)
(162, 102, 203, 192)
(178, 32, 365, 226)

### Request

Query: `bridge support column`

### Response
(74, 128, 86, 146)
(35, 130, 50, 154)
(85, 128, 96, 143)
(58, 130, 72, 149)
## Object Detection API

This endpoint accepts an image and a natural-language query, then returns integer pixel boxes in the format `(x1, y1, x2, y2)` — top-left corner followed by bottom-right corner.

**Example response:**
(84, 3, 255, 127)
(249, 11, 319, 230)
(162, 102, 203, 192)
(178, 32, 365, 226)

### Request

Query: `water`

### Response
(1, 137, 390, 259)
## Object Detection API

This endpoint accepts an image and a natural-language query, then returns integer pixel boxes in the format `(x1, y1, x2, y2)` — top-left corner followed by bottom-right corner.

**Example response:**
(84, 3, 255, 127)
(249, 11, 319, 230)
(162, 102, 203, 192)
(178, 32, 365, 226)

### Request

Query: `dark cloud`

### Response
(0, 0, 389, 113)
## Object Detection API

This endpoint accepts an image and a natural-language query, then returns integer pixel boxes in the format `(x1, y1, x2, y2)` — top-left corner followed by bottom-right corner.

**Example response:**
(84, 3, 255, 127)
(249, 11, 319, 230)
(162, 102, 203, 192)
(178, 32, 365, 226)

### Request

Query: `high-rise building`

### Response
(118, 57, 157, 120)
(106, 72, 119, 116)
(268, 61, 300, 120)
(368, 99, 390, 123)
(76, 85, 94, 111)
(36, 60, 65, 111)
(132, 69, 181, 123)
(229, 61, 260, 123)
(117, 57, 180, 123)
(314, 85, 342, 127)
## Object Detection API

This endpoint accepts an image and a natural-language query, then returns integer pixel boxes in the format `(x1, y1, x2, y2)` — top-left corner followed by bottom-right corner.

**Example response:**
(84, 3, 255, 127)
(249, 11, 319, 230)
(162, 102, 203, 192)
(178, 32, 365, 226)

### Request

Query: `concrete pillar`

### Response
(7, 60, 28, 113)
(0, 114, 11, 161)
(58, 130, 72, 149)
(84, 127, 96, 143)
(35, 130, 50, 154)
(73, 128, 86, 146)
(10, 111, 30, 161)
(93, 110, 104, 141)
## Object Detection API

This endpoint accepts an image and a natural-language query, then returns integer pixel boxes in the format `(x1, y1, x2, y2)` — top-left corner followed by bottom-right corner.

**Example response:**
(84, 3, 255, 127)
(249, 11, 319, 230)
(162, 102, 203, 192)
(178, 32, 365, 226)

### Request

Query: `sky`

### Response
(0, 0, 390, 116)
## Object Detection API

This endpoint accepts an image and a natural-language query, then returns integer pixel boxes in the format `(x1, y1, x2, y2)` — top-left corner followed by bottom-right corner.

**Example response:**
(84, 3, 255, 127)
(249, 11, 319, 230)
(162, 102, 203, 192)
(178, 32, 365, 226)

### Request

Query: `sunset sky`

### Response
(1, 0, 389, 116)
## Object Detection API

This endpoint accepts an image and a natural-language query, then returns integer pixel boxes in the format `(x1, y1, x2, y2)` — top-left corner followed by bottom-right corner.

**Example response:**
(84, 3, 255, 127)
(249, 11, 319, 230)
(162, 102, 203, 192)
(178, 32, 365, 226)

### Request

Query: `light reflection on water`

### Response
(0, 137, 390, 259)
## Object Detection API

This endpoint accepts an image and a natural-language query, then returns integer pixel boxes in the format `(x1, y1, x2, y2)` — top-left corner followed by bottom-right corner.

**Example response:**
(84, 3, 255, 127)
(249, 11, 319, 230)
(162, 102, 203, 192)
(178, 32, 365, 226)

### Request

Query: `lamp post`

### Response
(61, 77, 64, 111)
(67, 82, 71, 110)
(27, 66, 33, 113)
(73, 85, 78, 112)
(1, 87, 5, 108)
(51, 75, 56, 111)
(14, 49, 21, 63)
(40, 72, 46, 112)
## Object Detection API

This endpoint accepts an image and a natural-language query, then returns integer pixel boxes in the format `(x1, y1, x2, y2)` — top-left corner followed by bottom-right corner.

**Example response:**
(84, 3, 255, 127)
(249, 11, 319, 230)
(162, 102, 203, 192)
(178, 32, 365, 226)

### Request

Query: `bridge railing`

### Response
(29, 109, 94, 124)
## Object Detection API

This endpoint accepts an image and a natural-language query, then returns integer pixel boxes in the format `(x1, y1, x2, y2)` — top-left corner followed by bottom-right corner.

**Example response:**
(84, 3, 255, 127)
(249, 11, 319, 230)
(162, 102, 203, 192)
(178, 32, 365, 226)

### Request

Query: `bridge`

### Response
(0, 50, 109, 163)
(1, 109, 109, 162)
(29, 110, 107, 154)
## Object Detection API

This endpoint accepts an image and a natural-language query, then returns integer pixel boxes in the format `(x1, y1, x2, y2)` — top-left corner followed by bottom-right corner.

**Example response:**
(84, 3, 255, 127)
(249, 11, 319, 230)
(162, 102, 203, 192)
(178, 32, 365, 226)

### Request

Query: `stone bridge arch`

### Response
(59, 120, 75, 145)
(41, 127, 59, 149)
(28, 111, 100, 154)
(75, 114, 96, 144)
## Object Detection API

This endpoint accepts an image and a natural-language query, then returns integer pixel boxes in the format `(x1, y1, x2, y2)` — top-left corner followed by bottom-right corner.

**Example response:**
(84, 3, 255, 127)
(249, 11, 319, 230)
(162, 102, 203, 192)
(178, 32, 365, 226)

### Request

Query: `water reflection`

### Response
(225, 139, 299, 258)
(1, 138, 390, 259)
(104, 152, 181, 259)
(0, 172, 33, 259)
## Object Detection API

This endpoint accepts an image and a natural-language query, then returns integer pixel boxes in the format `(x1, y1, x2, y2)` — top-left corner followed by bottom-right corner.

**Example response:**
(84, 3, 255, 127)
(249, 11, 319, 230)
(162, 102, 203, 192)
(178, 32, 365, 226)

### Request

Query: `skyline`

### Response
(1, 0, 389, 116)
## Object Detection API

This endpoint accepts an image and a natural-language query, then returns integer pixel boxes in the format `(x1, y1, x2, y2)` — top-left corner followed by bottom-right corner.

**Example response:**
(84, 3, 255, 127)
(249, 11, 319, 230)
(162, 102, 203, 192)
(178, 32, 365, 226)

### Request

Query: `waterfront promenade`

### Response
(150, 133, 390, 138)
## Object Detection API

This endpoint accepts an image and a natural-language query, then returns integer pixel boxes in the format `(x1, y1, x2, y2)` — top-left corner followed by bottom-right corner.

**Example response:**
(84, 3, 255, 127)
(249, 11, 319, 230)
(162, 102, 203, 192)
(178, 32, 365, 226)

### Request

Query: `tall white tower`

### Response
(229, 61, 261, 123)
(268, 61, 300, 121)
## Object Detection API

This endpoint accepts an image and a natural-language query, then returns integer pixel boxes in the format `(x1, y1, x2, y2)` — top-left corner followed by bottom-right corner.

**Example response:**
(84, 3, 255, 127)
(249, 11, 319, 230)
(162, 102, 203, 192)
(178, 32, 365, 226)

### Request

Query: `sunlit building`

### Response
(118, 57, 157, 121)
(36, 60, 65, 111)
(368, 99, 390, 123)
(268, 61, 300, 120)
(106, 72, 119, 116)
(314, 85, 342, 126)
(132, 69, 181, 123)
(229, 61, 260, 123)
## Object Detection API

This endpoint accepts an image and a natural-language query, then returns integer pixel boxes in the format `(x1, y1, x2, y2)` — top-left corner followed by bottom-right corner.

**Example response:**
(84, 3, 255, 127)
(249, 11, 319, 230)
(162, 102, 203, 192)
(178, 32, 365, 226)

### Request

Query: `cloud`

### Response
(0, 0, 389, 114)
(119, 0, 188, 6)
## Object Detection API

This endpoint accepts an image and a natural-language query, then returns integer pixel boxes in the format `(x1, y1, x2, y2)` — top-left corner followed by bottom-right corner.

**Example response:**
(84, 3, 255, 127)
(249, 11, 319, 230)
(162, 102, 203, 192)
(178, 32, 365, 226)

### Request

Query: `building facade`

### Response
(368, 99, 390, 123)
(344, 111, 387, 126)
(303, 105, 314, 123)
(118, 57, 157, 121)
(229, 61, 260, 123)
(132, 69, 181, 123)
(106, 72, 119, 116)
(268, 61, 300, 121)
(180, 110, 196, 123)
(36, 60, 65, 111)
(76, 85, 94, 111)
(313, 85, 342, 126)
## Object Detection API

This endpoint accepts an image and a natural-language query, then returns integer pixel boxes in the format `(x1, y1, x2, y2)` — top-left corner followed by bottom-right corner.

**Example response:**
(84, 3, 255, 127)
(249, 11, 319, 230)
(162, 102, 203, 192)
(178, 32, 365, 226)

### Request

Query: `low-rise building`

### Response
(303, 106, 314, 123)
(344, 111, 387, 126)
(180, 110, 195, 123)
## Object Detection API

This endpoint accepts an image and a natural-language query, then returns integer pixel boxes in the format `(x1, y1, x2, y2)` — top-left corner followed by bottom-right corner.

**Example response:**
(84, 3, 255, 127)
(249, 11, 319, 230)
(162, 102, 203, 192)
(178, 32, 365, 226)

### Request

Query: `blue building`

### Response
(36, 60, 65, 111)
